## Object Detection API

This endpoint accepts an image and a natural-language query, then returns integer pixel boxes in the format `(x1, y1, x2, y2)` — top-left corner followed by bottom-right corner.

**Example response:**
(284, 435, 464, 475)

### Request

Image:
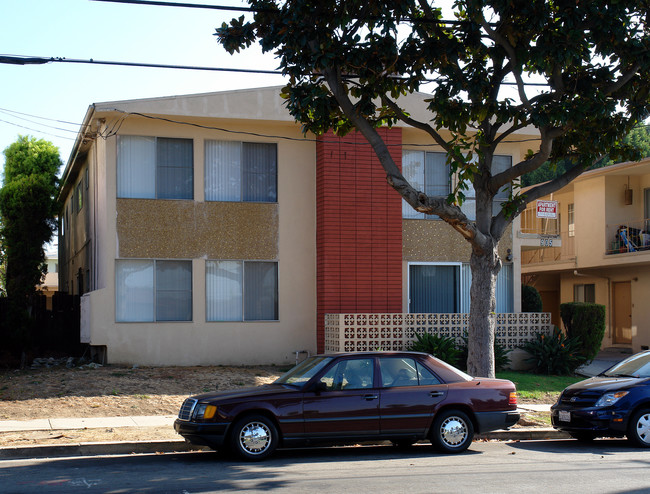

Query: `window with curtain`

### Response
(205, 140, 277, 202)
(117, 136, 193, 200)
(574, 283, 595, 303)
(410, 262, 513, 314)
(460, 155, 512, 221)
(409, 264, 460, 313)
(206, 260, 278, 321)
(116, 259, 192, 322)
(402, 150, 449, 219)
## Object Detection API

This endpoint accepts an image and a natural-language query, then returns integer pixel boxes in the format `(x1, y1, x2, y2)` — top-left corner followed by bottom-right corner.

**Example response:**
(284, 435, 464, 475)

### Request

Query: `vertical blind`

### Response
(206, 260, 243, 321)
(117, 136, 193, 199)
(116, 260, 192, 322)
(410, 262, 513, 314)
(205, 140, 277, 202)
(206, 261, 278, 321)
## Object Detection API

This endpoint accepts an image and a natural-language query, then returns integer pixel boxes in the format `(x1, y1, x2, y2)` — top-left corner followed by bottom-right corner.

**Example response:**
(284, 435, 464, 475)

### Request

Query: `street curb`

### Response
(0, 429, 568, 459)
(0, 440, 209, 460)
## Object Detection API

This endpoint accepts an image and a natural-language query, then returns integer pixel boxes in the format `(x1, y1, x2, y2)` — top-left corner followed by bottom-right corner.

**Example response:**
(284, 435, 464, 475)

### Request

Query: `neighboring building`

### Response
(38, 239, 59, 309)
(58, 86, 538, 366)
(515, 158, 650, 352)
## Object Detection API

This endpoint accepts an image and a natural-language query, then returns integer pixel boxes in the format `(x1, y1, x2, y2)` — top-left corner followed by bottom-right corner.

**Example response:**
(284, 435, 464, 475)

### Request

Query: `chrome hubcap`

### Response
(636, 413, 650, 444)
(440, 416, 468, 446)
(239, 421, 271, 454)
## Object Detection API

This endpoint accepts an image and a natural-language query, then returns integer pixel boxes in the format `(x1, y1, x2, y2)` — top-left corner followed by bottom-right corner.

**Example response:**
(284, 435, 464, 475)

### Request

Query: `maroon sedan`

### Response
(174, 351, 519, 460)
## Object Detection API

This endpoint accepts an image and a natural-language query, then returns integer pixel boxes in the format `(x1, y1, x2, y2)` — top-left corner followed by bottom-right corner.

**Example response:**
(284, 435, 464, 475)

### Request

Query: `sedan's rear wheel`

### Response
(627, 408, 650, 448)
(230, 414, 279, 460)
(430, 409, 474, 453)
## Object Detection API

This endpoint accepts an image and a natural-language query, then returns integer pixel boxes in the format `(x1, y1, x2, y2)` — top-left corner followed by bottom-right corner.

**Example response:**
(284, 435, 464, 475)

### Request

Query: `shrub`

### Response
(560, 302, 606, 362)
(521, 284, 543, 312)
(457, 335, 512, 372)
(522, 327, 586, 375)
(408, 333, 461, 367)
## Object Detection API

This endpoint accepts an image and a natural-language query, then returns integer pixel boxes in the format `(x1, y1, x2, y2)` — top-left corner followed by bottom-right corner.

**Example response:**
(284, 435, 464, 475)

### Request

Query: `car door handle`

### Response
(363, 394, 378, 401)
(429, 391, 444, 397)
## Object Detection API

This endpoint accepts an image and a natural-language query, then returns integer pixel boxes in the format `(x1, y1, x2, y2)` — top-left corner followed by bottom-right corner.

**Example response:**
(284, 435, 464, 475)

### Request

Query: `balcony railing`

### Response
(519, 207, 560, 236)
(521, 230, 575, 265)
(606, 219, 650, 255)
(324, 312, 553, 353)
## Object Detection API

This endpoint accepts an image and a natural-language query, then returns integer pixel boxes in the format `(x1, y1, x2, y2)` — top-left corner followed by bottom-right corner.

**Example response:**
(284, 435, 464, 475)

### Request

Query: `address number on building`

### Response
(540, 237, 553, 247)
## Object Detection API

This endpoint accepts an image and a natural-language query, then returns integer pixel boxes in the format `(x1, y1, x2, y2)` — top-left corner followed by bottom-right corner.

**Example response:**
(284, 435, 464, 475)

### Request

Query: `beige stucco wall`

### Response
(83, 114, 317, 365)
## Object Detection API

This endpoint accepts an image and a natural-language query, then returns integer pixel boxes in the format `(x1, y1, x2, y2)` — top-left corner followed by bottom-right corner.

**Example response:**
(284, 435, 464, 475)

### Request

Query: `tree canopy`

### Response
(217, 0, 650, 377)
(0, 135, 61, 308)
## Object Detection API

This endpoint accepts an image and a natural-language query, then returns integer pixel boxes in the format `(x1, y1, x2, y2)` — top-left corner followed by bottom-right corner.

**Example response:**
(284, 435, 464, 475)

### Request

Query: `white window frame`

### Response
(115, 259, 192, 322)
(206, 260, 279, 322)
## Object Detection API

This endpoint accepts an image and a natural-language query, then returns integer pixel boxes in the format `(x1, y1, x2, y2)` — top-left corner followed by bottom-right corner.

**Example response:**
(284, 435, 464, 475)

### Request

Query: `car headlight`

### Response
(594, 391, 628, 407)
(193, 403, 217, 419)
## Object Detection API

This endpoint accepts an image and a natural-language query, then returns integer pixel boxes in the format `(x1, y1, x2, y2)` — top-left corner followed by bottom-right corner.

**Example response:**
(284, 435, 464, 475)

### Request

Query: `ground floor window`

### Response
(206, 260, 278, 321)
(116, 259, 192, 322)
(574, 283, 595, 303)
(409, 262, 513, 313)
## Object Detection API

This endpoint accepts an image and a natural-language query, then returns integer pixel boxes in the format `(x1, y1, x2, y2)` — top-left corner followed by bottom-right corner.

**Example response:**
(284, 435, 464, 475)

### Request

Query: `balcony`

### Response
(605, 219, 650, 255)
(521, 230, 575, 265)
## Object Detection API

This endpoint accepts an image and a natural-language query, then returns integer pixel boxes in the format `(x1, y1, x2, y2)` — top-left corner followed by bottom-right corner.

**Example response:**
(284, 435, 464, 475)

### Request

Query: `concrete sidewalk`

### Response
(0, 406, 565, 460)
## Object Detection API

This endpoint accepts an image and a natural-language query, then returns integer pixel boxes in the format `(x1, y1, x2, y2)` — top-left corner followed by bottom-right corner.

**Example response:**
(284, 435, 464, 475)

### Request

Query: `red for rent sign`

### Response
(536, 200, 558, 219)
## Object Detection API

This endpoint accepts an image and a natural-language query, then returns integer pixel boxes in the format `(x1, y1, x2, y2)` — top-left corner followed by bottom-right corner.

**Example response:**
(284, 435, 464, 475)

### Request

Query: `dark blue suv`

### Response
(551, 350, 650, 446)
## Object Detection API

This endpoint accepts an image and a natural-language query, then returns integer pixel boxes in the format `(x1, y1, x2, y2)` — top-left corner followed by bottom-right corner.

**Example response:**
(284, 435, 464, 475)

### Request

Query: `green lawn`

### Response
(496, 371, 585, 403)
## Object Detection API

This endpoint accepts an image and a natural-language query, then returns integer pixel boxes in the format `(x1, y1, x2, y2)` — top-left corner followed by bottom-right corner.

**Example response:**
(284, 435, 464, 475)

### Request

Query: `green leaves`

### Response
(1, 136, 61, 307)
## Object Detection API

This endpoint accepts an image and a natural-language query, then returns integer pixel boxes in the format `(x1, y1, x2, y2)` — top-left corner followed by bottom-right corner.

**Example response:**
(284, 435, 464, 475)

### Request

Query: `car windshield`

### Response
(274, 356, 333, 387)
(602, 352, 650, 378)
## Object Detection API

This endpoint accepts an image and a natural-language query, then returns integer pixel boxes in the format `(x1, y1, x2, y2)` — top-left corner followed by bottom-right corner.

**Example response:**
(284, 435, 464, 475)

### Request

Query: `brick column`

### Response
(316, 129, 403, 352)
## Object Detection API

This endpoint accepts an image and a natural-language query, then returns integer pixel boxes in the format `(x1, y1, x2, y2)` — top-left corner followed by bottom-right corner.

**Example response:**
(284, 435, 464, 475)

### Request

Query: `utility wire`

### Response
(0, 55, 550, 86)
(0, 118, 76, 141)
(90, 0, 487, 26)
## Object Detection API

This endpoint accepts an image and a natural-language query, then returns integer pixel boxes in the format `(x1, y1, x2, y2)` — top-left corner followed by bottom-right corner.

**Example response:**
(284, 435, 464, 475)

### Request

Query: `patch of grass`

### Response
(111, 372, 127, 377)
(135, 394, 150, 400)
(496, 371, 584, 402)
(110, 389, 120, 396)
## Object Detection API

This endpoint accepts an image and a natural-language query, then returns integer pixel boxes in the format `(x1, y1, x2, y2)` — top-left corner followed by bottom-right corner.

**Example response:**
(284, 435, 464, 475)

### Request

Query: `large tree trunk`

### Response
(466, 247, 501, 378)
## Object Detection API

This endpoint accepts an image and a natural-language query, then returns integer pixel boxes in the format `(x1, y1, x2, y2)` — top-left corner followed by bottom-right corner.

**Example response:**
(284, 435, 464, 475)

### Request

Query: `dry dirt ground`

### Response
(0, 363, 549, 448)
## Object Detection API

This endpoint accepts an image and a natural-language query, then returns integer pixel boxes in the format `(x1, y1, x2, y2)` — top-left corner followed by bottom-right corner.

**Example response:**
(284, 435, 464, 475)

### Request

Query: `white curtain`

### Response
(206, 260, 243, 321)
(205, 140, 241, 201)
(116, 260, 154, 322)
(402, 150, 425, 219)
(117, 136, 156, 199)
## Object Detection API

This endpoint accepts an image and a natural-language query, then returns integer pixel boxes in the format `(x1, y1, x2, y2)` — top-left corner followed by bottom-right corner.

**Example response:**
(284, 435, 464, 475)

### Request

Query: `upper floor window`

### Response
(402, 150, 449, 219)
(205, 140, 277, 202)
(75, 182, 83, 212)
(568, 203, 575, 237)
(459, 155, 512, 221)
(118, 136, 193, 200)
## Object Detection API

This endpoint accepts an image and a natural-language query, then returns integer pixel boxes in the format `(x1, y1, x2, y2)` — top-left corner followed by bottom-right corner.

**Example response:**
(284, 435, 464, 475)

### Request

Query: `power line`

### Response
(0, 118, 77, 141)
(0, 54, 550, 87)
(90, 0, 486, 26)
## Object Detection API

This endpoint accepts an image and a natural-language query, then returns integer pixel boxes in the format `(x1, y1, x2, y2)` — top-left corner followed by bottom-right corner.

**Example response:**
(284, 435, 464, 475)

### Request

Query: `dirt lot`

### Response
(0, 363, 282, 447)
(0, 362, 548, 448)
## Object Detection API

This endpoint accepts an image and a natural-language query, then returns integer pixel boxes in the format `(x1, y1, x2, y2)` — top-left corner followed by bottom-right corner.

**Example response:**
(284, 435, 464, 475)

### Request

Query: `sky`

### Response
(0, 0, 285, 175)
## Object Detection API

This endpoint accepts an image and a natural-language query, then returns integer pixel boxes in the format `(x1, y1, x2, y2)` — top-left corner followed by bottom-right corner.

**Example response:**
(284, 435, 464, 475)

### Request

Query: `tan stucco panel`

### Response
(402, 219, 513, 262)
(117, 199, 278, 259)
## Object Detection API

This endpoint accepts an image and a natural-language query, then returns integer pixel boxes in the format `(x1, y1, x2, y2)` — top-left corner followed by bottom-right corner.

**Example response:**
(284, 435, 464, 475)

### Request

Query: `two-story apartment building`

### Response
(515, 158, 650, 352)
(59, 86, 538, 366)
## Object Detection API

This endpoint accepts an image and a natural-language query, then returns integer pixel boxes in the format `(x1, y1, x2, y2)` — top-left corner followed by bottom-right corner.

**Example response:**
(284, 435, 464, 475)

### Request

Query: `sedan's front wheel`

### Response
(627, 408, 650, 448)
(230, 414, 279, 460)
(430, 409, 474, 453)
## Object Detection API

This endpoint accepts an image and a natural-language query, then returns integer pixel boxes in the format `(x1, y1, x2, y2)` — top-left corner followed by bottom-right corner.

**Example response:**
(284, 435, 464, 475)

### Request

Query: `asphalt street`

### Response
(1, 439, 649, 494)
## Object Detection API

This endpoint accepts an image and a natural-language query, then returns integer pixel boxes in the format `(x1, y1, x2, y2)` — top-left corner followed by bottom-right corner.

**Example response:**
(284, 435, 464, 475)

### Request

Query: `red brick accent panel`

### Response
(316, 129, 403, 352)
